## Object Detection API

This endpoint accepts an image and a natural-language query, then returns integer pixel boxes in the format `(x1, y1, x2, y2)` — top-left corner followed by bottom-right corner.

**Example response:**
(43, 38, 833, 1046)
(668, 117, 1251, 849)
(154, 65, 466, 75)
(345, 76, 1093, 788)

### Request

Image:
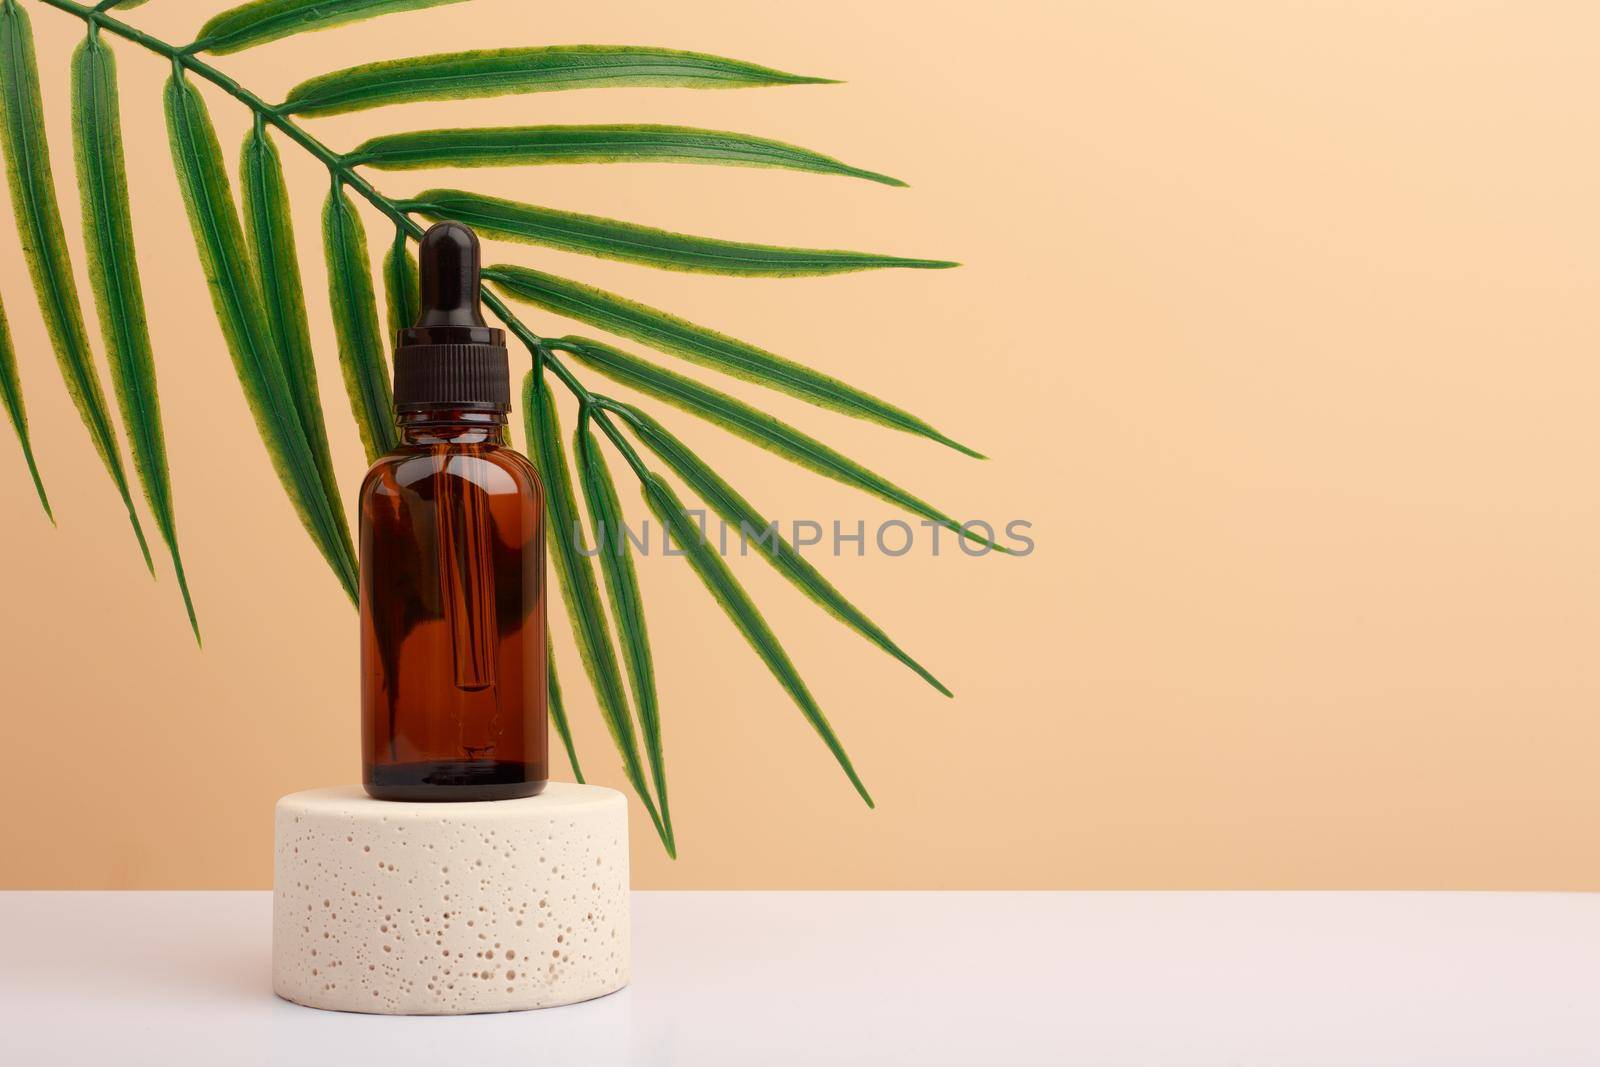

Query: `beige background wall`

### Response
(1, 0, 1596, 889)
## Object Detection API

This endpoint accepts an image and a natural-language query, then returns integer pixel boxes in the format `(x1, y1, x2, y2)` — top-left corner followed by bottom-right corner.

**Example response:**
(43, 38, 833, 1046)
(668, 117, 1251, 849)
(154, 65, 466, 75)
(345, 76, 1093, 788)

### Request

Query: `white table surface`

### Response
(2, 890, 1595, 1066)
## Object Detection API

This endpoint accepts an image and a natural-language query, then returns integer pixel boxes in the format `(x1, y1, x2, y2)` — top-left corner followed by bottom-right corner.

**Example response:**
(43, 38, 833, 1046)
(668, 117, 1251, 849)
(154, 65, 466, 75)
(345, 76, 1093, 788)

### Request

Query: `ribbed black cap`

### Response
(393, 222, 510, 412)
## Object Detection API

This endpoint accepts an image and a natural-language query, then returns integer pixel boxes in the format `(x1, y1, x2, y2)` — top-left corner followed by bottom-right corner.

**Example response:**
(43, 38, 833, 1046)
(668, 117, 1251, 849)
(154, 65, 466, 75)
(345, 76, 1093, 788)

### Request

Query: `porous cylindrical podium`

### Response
(272, 784, 628, 1015)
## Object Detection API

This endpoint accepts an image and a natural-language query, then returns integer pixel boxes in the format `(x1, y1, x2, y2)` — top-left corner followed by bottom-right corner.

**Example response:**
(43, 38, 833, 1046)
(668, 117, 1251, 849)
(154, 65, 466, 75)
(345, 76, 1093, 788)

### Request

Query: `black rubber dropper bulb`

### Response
(392, 221, 510, 413)
(416, 221, 486, 329)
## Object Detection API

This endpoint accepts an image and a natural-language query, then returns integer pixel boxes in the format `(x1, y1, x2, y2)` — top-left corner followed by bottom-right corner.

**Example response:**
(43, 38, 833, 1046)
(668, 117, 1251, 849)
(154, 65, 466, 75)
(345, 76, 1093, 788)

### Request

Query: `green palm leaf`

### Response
(411, 190, 954, 277)
(240, 119, 349, 555)
(164, 68, 357, 600)
(349, 124, 905, 186)
(0, 289, 48, 517)
(322, 182, 397, 462)
(282, 46, 833, 117)
(72, 28, 197, 637)
(611, 402, 950, 696)
(556, 336, 993, 549)
(15, 0, 974, 849)
(642, 472, 871, 807)
(521, 369, 669, 851)
(192, 0, 468, 56)
(1, 0, 150, 567)
(547, 634, 584, 784)
(575, 420, 671, 846)
(485, 266, 981, 457)
(382, 225, 418, 342)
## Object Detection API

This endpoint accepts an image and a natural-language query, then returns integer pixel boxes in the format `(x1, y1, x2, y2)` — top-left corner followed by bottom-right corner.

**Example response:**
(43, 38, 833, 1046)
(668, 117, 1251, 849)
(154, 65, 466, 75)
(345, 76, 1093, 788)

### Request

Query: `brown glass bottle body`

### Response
(359, 409, 547, 801)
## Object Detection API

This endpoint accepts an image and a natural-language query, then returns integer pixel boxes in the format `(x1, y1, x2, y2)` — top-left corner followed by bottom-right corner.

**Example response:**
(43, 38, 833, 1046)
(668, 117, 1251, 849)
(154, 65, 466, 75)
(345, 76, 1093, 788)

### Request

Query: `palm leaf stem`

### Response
(35, 0, 643, 450)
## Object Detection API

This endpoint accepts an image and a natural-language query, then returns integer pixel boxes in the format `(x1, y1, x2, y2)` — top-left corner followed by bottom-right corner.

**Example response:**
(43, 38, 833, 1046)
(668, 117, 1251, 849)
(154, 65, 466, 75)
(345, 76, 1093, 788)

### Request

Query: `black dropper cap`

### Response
(392, 221, 510, 412)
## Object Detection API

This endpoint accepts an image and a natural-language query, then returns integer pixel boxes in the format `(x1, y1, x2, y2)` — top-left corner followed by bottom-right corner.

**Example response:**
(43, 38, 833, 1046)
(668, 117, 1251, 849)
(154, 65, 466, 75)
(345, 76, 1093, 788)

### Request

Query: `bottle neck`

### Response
(397, 409, 508, 446)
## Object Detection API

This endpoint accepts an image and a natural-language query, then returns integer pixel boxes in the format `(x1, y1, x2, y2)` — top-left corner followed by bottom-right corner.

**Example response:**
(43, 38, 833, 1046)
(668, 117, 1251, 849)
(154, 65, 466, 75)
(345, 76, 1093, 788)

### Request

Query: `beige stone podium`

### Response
(272, 783, 629, 1015)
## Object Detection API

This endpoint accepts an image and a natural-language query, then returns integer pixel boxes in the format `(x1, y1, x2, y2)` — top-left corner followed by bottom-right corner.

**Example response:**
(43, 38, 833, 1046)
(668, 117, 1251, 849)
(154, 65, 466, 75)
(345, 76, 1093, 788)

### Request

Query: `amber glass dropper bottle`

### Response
(359, 221, 548, 801)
